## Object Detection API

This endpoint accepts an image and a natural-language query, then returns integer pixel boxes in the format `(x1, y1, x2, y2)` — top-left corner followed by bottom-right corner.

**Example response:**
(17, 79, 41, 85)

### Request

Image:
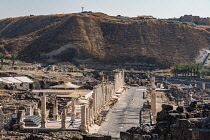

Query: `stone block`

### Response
(209, 131, 210, 140)
(169, 113, 179, 124)
(173, 127, 183, 137)
(203, 111, 210, 117)
(199, 130, 210, 140)
(179, 113, 186, 119)
(179, 119, 191, 129)
(189, 113, 195, 118)
(151, 134, 158, 140)
(103, 136, 111, 140)
(130, 134, 134, 140)
(207, 123, 210, 129)
(166, 134, 172, 140)
(142, 135, 151, 140)
(183, 129, 192, 140)
(82, 135, 104, 140)
(162, 104, 173, 111)
(133, 134, 143, 140)
(192, 129, 199, 140)
(72, 135, 83, 140)
(120, 132, 130, 140)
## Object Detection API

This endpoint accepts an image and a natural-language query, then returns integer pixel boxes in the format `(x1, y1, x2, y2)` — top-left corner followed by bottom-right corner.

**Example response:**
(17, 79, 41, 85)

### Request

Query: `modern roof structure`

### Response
(50, 82, 81, 89)
(0, 77, 22, 84)
(14, 77, 33, 83)
(0, 76, 33, 84)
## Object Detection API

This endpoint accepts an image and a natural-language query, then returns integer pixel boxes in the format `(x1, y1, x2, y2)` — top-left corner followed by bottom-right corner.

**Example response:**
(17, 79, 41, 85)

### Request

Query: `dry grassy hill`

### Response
(0, 13, 210, 67)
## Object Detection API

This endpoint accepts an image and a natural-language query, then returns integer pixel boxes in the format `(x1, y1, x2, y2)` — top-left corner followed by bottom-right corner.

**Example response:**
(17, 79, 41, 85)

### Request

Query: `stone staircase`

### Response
(24, 115, 41, 127)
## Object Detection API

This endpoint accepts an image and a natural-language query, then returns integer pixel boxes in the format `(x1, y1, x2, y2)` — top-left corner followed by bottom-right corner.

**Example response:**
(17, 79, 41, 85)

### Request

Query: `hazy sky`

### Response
(0, 0, 210, 19)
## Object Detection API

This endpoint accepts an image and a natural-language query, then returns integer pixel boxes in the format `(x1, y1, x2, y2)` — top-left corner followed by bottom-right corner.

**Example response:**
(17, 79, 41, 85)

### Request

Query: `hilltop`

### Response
(0, 13, 210, 68)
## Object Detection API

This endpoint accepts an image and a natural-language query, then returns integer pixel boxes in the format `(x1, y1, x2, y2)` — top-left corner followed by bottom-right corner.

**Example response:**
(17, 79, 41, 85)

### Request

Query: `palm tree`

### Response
(188, 63, 194, 76)
(178, 64, 187, 76)
(182, 64, 189, 76)
(172, 64, 179, 76)
(0, 53, 5, 69)
(195, 63, 202, 77)
(11, 53, 17, 66)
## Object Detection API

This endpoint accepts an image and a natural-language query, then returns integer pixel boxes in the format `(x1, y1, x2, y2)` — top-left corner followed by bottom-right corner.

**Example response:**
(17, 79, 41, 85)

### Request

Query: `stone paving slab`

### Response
(97, 86, 145, 138)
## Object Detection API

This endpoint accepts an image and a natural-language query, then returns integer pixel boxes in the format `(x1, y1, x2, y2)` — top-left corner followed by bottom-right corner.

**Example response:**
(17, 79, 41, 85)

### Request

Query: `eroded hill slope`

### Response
(0, 13, 210, 67)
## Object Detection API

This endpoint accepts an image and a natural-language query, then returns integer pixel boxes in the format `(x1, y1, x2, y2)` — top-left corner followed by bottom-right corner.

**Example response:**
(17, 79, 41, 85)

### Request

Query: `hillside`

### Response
(0, 13, 210, 68)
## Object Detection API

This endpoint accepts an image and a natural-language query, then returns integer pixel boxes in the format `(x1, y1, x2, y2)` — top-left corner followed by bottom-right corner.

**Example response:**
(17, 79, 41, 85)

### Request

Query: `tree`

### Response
(171, 63, 203, 77)
(0, 53, 5, 69)
(202, 66, 210, 77)
(171, 64, 179, 76)
(11, 53, 17, 66)
(195, 63, 202, 77)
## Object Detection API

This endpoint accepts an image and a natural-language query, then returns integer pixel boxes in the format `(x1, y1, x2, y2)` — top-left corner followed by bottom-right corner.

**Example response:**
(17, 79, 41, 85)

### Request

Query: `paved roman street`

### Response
(97, 86, 146, 138)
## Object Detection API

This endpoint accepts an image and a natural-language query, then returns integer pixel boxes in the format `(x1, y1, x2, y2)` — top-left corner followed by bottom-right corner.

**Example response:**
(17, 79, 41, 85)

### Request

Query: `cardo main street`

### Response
(97, 86, 146, 138)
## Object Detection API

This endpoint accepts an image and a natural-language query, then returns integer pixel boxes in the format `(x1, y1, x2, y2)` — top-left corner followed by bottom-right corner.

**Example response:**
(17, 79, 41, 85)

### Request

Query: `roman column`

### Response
(41, 93, 47, 128)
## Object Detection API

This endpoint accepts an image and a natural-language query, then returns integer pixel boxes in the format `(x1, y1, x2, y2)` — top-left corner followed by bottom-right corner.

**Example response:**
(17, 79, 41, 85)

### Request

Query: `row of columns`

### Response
(40, 94, 60, 128)
(40, 94, 75, 129)
(80, 71, 125, 133)
(39, 71, 125, 130)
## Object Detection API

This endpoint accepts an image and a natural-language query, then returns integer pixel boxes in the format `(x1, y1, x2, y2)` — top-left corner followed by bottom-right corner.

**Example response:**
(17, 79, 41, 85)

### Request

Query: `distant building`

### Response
(134, 15, 156, 20)
(82, 11, 93, 13)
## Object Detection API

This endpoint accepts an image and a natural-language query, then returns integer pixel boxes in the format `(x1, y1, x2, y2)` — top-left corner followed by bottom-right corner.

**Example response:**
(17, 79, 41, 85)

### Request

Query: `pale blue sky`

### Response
(0, 0, 210, 19)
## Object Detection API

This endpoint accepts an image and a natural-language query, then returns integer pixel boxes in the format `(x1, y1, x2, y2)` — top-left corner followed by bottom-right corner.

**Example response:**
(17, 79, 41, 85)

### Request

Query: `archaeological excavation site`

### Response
(1, 11, 210, 140)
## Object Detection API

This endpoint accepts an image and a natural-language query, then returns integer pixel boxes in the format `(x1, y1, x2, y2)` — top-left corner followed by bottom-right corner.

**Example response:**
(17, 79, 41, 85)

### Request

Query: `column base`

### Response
(79, 124, 88, 133)
(41, 123, 47, 128)
(53, 114, 59, 121)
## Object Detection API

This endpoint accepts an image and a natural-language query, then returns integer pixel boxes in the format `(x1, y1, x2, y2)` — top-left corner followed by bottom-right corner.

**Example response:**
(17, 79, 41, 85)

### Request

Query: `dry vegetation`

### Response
(0, 13, 210, 67)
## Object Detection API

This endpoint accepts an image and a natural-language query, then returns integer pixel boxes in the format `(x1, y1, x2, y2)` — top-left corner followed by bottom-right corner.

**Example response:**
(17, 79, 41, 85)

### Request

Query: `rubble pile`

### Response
(124, 72, 148, 86)
(0, 129, 83, 140)
(164, 84, 196, 105)
(0, 64, 127, 139)
(121, 102, 210, 140)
